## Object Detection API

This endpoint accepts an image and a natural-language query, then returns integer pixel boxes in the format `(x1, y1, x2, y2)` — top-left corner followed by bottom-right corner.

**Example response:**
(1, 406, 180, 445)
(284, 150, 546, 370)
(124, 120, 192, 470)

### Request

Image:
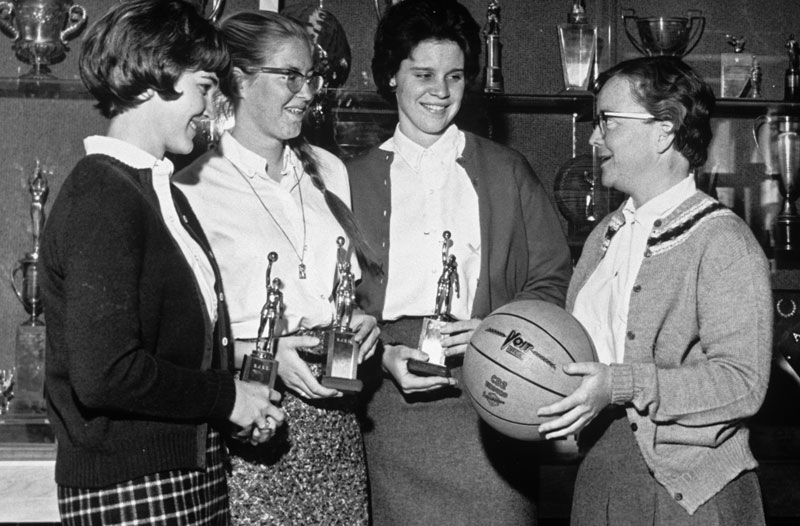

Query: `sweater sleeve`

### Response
(56, 167, 234, 422)
(626, 226, 773, 436)
(511, 154, 572, 307)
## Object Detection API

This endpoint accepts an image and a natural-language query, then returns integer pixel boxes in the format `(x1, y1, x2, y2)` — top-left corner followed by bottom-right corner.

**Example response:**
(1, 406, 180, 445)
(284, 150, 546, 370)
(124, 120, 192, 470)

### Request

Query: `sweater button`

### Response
(627, 331, 635, 340)
(674, 493, 683, 501)
(222, 337, 229, 346)
(633, 284, 641, 293)
(630, 422, 638, 432)
(383, 210, 387, 217)
(654, 219, 662, 227)
(218, 292, 224, 301)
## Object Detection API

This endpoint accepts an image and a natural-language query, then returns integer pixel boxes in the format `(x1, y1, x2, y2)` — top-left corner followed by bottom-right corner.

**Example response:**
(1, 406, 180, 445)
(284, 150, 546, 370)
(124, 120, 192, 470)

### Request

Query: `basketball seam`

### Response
(467, 340, 570, 398)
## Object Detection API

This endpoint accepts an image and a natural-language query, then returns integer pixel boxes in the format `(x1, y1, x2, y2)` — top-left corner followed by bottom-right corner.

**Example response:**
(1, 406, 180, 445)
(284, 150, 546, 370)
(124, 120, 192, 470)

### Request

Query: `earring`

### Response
(389, 79, 397, 89)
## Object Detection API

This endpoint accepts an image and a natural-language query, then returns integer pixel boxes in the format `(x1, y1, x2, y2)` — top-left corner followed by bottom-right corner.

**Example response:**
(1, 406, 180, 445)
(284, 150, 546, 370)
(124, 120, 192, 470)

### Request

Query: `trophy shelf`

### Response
(1, 79, 797, 119)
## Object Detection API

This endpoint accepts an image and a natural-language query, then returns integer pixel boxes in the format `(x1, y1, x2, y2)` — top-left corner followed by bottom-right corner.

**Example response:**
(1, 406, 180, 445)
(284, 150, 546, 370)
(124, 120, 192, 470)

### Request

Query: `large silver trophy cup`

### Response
(0, 0, 87, 79)
(621, 8, 704, 57)
(754, 114, 800, 269)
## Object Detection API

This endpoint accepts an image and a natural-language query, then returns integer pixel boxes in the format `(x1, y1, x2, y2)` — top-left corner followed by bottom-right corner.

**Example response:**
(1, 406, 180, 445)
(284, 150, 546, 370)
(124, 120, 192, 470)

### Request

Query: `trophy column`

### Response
(408, 231, 459, 377)
(320, 237, 363, 393)
(240, 252, 281, 388)
(9, 162, 49, 416)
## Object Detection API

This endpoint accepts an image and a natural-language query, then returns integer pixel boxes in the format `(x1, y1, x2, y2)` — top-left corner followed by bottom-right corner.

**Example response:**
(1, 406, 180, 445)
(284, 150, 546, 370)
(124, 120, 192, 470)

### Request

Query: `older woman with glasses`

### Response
(174, 10, 379, 526)
(539, 57, 771, 526)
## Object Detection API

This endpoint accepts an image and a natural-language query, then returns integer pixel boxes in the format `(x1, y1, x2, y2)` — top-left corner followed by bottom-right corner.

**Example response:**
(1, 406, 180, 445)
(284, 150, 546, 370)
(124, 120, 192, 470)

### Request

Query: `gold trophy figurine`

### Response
(408, 231, 459, 377)
(9, 160, 49, 415)
(320, 237, 363, 393)
(240, 252, 281, 388)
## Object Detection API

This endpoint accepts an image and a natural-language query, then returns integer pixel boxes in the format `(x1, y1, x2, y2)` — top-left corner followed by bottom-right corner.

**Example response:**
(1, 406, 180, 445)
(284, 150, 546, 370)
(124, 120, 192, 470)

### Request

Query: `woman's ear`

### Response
(656, 121, 676, 154)
(233, 67, 248, 97)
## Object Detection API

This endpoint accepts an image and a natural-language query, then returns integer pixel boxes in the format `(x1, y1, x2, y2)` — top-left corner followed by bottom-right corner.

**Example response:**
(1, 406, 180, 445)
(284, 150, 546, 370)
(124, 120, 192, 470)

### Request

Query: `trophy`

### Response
(482, 0, 503, 94)
(621, 8, 704, 57)
(0, 0, 88, 79)
(240, 252, 281, 388)
(408, 231, 459, 377)
(319, 237, 362, 393)
(754, 114, 800, 269)
(785, 35, 800, 101)
(8, 161, 49, 415)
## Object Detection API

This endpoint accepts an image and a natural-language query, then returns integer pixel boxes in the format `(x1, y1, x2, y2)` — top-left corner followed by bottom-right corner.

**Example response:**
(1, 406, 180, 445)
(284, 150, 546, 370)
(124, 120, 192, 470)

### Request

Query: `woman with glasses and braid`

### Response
(174, 10, 378, 526)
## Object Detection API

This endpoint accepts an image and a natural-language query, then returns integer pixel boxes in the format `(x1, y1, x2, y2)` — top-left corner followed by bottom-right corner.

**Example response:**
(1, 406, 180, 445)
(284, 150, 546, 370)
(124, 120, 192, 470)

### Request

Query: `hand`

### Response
(276, 335, 341, 399)
(382, 344, 457, 394)
(440, 318, 481, 358)
(230, 379, 285, 445)
(350, 312, 380, 363)
(537, 362, 612, 440)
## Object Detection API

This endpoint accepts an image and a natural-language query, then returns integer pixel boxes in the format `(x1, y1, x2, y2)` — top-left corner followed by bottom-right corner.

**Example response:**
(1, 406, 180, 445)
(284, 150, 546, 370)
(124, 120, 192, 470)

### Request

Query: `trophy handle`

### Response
(60, 5, 88, 45)
(682, 10, 705, 57)
(753, 114, 769, 164)
(621, 8, 647, 56)
(10, 263, 27, 309)
(0, 1, 17, 40)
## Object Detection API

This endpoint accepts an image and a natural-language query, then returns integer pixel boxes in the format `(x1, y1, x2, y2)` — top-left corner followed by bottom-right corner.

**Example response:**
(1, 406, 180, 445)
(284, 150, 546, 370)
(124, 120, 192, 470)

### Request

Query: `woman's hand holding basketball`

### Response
(383, 344, 457, 393)
(536, 362, 612, 439)
(440, 318, 481, 357)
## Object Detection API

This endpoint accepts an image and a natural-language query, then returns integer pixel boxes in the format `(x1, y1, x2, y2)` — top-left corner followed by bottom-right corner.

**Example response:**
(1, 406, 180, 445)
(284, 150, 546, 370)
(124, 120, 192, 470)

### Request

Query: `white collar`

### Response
(83, 135, 173, 176)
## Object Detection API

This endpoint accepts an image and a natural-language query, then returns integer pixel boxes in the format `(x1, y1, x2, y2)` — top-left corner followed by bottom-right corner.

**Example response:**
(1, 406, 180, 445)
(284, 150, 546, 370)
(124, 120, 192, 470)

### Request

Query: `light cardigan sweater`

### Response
(568, 191, 773, 514)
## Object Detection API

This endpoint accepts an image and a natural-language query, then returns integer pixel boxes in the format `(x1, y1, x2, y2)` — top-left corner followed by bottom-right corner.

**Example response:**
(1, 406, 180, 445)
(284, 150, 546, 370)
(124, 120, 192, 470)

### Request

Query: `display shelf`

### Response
(2, 78, 797, 119)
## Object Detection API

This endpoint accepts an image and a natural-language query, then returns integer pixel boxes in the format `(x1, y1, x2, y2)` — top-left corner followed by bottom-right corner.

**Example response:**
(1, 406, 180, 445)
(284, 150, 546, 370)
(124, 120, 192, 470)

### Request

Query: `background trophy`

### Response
(319, 237, 362, 393)
(408, 231, 459, 377)
(0, 0, 88, 79)
(240, 252, 281, 388)
(754, 114, 800, 269)
(482, 0, 503, 93)
(621, 8, 704, 57)
(9, 161, 48, 415)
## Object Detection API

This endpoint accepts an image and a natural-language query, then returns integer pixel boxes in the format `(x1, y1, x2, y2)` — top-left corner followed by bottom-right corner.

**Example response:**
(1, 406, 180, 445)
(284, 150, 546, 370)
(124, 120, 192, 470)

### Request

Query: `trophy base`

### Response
(322, 329, 361, 392)
(407, 359, 451, 377)
(321, 375, 363, 393)
(240, 354, 278, 389)
(411, 317, 451, 377)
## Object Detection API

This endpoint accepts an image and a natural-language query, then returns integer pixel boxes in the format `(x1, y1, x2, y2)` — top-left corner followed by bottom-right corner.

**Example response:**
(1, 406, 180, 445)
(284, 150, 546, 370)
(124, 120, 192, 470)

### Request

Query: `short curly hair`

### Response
(372, 0, 481, 103)
(594, 57, 715, 169)
(80, 0, 232, 119)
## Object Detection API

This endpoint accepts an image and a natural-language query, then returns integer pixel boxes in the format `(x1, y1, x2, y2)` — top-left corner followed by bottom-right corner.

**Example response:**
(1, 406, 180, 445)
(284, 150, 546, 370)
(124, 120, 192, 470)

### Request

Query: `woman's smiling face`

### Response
(392, 39, 465, 148)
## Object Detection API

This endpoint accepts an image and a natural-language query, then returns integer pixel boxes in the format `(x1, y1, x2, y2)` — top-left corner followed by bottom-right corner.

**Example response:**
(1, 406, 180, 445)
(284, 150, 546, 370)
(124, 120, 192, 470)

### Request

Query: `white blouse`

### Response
(174, 132, 358, 338)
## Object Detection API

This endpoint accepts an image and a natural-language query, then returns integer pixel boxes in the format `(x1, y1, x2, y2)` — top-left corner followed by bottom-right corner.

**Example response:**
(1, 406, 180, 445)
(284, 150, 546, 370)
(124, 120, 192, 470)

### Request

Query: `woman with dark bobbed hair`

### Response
(347, 0, 572, 524)
(175, 10, 379, 526)
(539, 57, 771, 526)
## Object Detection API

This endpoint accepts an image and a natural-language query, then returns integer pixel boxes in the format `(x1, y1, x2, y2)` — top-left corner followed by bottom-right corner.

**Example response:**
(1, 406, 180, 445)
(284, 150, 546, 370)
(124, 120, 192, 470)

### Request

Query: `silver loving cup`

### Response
(0, 0, 87, 79)
(621, 8, 704, 57)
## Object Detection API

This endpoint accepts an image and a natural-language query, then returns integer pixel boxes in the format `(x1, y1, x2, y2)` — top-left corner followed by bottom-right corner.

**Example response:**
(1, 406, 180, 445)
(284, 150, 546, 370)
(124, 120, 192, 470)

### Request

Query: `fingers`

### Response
(443, 343, 467, 358)
(356, 326, 380, 363)
(400, 374, 456, 393)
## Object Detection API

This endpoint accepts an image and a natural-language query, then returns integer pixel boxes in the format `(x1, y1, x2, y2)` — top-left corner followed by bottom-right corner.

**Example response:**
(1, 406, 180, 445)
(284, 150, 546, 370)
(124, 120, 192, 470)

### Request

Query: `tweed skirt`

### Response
(57, 428, 230, 526)
(571, 408, 766, 526)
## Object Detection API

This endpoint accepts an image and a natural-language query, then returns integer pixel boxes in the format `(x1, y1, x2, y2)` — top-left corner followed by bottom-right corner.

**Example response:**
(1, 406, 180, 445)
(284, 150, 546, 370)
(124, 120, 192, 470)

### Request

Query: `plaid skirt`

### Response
(57, 429, 230, 526)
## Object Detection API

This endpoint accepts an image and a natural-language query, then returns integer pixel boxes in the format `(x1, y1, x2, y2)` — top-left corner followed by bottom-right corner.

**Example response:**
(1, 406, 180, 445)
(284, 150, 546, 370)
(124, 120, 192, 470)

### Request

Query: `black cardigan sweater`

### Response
(41, 154, 236, 488)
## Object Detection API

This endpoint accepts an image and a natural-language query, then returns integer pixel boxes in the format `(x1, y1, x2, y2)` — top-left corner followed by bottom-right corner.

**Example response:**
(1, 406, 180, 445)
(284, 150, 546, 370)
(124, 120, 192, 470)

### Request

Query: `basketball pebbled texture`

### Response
(463, 299, 597, 441)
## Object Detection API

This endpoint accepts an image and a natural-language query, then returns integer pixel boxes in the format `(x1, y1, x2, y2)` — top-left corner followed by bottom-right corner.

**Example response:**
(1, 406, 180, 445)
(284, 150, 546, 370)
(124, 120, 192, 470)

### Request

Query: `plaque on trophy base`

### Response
(408, 231, 459, 378)
(408, 316, 453, 377)
(320, 329, 362, 392)
(10, 321, 46, 415)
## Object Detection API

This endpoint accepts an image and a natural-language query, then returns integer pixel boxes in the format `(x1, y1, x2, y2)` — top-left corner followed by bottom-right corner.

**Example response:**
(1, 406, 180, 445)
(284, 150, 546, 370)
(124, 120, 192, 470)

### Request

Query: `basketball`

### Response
(463, 300, 597, 441)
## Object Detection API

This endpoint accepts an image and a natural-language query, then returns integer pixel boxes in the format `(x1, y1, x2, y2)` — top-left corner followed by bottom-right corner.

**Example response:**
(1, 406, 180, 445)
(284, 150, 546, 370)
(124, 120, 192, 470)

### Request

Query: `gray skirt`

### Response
(571, 408, 766, 526)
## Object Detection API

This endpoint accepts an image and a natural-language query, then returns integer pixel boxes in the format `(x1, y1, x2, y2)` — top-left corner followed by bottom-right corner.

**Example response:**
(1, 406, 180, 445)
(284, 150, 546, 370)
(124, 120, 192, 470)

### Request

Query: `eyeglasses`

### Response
(256, 67, 325, 95)
(593, 110, 656, 136)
